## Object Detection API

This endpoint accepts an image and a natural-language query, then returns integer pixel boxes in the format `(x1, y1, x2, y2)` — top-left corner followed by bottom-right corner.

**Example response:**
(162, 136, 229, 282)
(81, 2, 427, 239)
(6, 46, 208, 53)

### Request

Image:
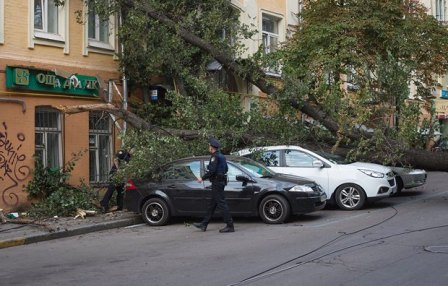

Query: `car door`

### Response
(160, 160, 206, 214)
(271, 149, 330, 194)
(203, 161, 255, 215)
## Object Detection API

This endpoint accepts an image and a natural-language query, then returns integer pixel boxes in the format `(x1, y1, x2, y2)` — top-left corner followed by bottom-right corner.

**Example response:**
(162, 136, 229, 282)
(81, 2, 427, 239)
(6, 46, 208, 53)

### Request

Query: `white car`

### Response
(235, 145, 397, 210)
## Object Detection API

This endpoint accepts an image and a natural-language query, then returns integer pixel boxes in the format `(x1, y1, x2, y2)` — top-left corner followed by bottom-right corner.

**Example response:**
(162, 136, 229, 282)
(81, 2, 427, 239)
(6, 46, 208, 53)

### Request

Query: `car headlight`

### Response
(289, 185, 315, 192)
(358, 169, 384, 178)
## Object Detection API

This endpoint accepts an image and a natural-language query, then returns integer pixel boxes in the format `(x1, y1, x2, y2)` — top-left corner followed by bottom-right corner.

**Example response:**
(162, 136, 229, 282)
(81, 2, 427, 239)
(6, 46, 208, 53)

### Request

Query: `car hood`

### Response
(348, 162, 392, 173)
(269, 173, 317, 186)
(390, 166, 426, 174)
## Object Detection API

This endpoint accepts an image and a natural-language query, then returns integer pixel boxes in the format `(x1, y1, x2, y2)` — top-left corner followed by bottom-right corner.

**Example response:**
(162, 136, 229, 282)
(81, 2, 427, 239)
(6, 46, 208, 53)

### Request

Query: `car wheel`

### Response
(141, 198, 170, 226)
(395, 177, 404, 194)
(334, 184, 366, 210)
(259, 194, 290, 224)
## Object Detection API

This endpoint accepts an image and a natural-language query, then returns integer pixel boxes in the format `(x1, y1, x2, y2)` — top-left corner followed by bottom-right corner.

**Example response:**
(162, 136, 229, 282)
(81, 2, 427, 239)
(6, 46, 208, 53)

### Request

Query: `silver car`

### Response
(390, 167, 427, 193)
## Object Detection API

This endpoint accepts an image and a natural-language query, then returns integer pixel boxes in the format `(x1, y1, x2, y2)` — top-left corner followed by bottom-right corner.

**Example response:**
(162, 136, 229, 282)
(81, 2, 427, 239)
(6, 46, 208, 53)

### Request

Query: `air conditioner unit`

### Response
(441, 90, 448, 99)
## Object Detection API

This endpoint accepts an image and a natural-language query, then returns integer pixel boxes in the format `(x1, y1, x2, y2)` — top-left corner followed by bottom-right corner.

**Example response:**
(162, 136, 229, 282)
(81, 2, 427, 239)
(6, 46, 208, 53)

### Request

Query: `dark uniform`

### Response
(100, 150, 131, 212)
(193, 138, 234, 233)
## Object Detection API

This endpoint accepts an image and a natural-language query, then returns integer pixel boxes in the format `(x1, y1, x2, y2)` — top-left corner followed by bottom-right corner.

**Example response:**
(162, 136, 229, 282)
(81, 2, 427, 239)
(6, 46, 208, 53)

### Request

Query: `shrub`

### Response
(24, 151, 98, 218)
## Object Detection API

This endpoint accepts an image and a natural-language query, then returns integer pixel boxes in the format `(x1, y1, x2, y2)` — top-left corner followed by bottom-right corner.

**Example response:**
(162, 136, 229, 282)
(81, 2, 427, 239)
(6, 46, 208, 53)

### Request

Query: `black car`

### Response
(125, 156, 327, 226)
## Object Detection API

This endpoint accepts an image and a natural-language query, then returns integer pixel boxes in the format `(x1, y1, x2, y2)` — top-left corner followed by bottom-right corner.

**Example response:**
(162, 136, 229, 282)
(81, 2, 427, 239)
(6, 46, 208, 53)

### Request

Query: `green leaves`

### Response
(24, 151, 97, 218)
(281, 0, 448, 156)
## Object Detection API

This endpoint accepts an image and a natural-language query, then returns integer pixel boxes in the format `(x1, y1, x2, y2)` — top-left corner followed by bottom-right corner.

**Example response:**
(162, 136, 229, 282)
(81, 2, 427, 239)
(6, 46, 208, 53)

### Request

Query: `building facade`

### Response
(414, 1, 448, 137)
(0, 1, 123, 210)
(226, 0, 300, 110)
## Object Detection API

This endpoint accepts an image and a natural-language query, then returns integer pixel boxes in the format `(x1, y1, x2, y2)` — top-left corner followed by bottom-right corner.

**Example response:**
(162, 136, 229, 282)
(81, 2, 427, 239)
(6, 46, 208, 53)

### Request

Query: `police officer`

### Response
(100, 149, 132, 212)
(193, 138, 235, 233)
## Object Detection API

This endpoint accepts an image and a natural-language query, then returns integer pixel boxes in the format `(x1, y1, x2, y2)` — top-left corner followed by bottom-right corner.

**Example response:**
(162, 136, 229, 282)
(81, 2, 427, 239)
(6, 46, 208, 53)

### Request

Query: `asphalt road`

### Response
(1, 172, 447, 286)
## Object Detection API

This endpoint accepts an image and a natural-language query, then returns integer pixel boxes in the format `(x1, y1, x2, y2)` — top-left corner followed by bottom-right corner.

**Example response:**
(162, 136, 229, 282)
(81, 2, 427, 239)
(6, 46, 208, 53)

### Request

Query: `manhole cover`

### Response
(424, 246, 448, 254)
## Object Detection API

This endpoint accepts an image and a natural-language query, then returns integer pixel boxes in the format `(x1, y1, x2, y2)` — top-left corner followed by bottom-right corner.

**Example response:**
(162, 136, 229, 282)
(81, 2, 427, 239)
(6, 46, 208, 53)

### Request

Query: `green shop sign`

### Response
(6, 66, 100, 97)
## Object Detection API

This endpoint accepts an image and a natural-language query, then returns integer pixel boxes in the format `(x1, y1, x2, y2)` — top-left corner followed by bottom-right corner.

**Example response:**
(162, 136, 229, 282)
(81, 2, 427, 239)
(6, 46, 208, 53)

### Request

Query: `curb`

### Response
(0, 216, 143, 250)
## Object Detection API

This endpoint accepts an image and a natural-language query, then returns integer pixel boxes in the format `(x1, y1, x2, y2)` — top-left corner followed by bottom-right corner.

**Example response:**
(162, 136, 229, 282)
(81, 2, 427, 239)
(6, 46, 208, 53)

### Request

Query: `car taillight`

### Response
(126, 179, 137, 191)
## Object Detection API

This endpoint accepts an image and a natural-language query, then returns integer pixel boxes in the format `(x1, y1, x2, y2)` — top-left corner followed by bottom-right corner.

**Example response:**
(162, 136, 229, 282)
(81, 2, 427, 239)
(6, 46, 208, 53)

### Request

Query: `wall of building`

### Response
(230, 0, 296, 111)
(0, 1, 122, 210)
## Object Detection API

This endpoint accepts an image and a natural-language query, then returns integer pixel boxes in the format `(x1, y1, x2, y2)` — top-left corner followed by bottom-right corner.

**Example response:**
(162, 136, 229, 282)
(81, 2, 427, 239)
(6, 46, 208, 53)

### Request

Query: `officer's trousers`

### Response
(201, 181, 233, 226)
(100, 182, 124, 210)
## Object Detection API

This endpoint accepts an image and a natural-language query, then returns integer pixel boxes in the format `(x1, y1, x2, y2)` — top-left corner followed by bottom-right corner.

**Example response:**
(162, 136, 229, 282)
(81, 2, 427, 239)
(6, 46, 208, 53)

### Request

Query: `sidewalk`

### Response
(0, 210, 143, 250)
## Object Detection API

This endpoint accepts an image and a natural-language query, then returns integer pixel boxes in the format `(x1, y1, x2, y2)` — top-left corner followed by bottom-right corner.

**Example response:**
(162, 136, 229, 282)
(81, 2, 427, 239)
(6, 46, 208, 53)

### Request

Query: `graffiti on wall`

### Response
(0, 121, 31, 208)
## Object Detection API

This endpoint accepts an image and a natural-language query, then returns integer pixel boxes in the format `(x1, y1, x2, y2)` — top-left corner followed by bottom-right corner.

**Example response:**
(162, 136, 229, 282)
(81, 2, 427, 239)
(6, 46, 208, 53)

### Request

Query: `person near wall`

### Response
(100, 149, 132, 213)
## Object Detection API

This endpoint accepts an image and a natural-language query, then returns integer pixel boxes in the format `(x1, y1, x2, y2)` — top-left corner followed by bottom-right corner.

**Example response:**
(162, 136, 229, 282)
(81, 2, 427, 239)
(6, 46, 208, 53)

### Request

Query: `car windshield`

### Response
(314, 151, 352, 164)
(232, 157, 275, 178)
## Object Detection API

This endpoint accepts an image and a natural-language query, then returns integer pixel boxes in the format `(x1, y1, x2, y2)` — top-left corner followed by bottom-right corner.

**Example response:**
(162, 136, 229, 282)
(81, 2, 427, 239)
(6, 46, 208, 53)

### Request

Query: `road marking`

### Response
(0, 238, 25, 249)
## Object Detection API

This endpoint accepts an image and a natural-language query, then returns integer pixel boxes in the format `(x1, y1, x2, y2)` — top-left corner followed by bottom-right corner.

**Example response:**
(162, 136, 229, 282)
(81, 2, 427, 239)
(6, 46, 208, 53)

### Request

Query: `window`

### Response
(261, 151, 280, 167)
(243, 96, 259, 112)
(89, 112, 112, 183)
(204, 161, 246, 182)
(86, 0, 116, 52)
(0, 0, 4, 44)
(34, 0, 58, 34)
(88, 3, 109, 43)
(284, 150, 314, 167)
(32, 0, 66, 41)
(245, 150, 280, 167)
(435, 0, 446, 22)
(262, 15, 279, 55)
(29, 0, 68, 52)
(35, 107, 62, 169)
(262, 13, 282, 75)
(162, 161, 201, 181)
(226, 164, 245, 182)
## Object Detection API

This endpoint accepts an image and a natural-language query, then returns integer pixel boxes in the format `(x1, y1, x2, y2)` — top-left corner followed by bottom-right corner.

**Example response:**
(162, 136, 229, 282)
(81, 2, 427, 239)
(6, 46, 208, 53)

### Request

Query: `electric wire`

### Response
(228, 206, 399, 286)
(228, 223, 448, 286)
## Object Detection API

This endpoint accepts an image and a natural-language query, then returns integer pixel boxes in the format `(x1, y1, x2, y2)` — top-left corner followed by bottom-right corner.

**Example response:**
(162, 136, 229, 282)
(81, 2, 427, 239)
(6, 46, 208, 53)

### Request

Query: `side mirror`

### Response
(236, 175, 253, 183)
(313, 160, 324, 168)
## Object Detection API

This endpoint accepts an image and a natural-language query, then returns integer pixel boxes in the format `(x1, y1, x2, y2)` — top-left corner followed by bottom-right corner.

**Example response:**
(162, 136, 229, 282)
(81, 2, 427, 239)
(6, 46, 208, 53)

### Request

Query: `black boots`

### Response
(193, 222, 207, 232)
(193, 222, 235, 233)
(219, 225, 235, 233)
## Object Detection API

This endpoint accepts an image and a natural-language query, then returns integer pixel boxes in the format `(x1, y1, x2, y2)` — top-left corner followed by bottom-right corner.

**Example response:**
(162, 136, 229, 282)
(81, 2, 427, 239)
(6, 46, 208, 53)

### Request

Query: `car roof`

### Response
(236, 145, 305, 156)
(166, 155, 257, 164)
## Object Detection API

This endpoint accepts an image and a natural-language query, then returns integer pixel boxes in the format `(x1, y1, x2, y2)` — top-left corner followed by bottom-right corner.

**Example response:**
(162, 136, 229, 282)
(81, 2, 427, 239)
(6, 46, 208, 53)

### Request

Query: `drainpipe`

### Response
(122, 74, 128, 136)
(120, 9, 128, 143)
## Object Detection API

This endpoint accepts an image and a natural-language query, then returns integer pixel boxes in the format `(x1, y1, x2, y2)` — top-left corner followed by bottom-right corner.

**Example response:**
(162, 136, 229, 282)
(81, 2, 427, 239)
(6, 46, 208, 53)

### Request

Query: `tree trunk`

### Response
(57, 103, 448, 171)
(403, 149, 448, 171)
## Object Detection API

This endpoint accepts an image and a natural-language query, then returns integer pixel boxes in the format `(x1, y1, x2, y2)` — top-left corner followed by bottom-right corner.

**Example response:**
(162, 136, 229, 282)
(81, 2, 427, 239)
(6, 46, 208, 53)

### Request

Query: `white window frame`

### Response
(435, 0, 446, 22)
(0, 0, 4, 44)
(28, 0, 69, 53)
(261, 12, 283, 76)
(83, 0, 116, 55)
(262, 14, 280, 55)
(89, 112, 113, 184)
(35, 107, 63, 169)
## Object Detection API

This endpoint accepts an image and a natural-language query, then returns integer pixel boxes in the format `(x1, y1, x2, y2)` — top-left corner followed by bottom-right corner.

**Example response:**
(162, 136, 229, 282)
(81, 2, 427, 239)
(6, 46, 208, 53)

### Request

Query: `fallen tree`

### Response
(68, 0, 448, 171)
(57, 103, 448, 171)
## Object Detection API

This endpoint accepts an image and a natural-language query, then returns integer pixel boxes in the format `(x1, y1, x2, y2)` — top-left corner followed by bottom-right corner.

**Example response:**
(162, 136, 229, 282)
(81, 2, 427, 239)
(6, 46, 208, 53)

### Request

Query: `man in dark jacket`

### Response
(100, 149, 132, 212)
(193, 138, 234, 233)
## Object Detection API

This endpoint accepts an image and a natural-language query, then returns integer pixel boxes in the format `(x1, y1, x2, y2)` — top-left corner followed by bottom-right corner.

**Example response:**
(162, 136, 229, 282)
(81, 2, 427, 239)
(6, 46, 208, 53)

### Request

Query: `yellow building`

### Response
(225, 0, 299, 110)
(417, 1, 448, 136)
(0, 1, 123, 210)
